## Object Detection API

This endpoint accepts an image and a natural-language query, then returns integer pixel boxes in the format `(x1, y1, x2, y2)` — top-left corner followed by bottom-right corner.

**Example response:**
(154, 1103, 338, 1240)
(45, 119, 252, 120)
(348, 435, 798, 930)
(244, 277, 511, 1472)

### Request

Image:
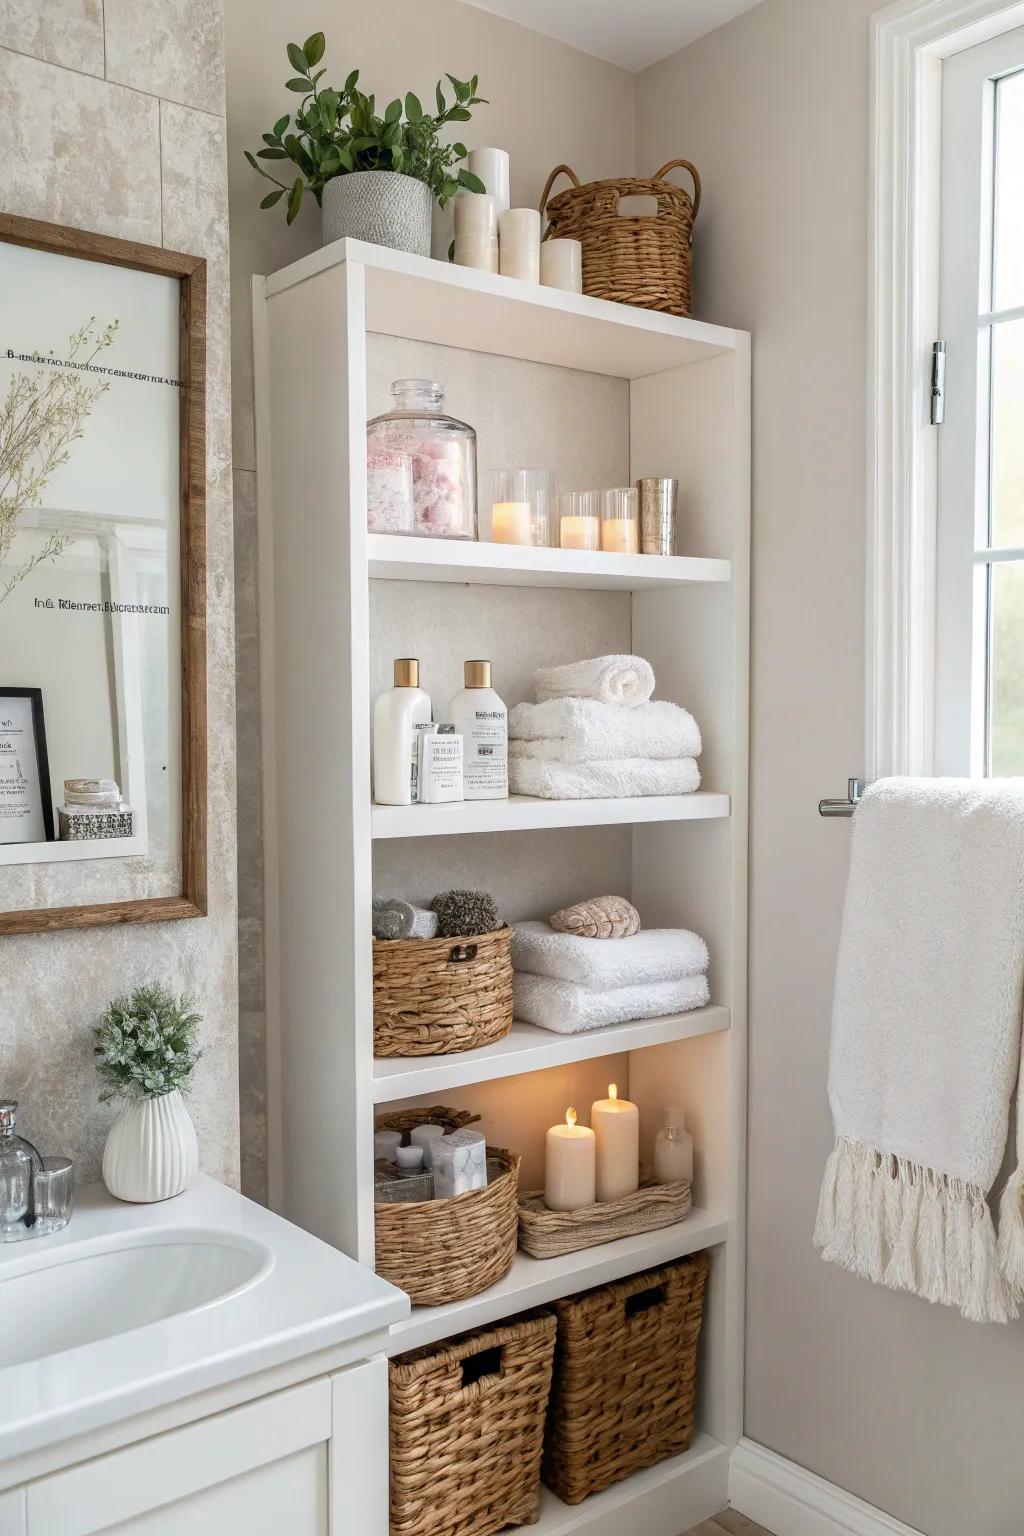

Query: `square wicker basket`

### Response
(542, 1253, 709, 1504)
(390, 1312, 557, 1536)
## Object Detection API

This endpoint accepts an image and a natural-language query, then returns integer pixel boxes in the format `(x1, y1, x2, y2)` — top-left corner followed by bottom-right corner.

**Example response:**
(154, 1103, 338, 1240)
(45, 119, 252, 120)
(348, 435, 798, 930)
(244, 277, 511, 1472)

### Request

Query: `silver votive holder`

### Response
(638, 477, 679, 556)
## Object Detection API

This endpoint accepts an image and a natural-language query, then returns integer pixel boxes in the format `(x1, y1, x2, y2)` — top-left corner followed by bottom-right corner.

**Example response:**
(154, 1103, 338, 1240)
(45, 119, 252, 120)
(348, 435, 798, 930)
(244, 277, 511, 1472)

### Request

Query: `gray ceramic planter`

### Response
(321, 171, 432, 256)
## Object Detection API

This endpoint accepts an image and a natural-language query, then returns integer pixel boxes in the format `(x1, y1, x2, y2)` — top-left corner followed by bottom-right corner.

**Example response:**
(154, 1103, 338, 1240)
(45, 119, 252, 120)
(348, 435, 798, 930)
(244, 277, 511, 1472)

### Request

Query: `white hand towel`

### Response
(813, 777, 1024, 1324)
(509, 698, 701, 763)
(533, 654, 655, 707)
(509, 756, 700, 800)
(513, 970, 710, 1033)
(511, 920, 708, 986)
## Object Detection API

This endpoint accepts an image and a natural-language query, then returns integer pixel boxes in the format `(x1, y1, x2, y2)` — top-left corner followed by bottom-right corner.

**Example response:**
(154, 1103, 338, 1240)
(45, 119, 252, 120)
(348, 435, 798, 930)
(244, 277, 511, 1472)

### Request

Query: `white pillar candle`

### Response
(545, 1107, 596, 1212)
(491, 501, 533, 544)
(540, 238, 583, 293)
(454, 192, 498, 272)
(499, 208, 541, 282)
(468, 147, 510, 213)
(560, 515, 600, 551)
(410, 1123, 446, 1169)
(591, 1083, 640, 1202)
(600, 518, 639, 554)
(374, 1130, 402, 1162)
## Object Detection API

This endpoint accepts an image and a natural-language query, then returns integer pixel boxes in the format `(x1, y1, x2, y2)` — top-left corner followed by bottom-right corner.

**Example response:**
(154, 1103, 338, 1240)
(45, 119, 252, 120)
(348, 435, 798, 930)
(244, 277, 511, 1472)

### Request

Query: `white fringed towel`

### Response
(532, 654, 655, 707)
(511, 920, 708, 986)
(814, 777, 1024, 1324)
(513, 971, 710, 1033)
(509, 698, 701, 763)
(509, 756, 700, 800)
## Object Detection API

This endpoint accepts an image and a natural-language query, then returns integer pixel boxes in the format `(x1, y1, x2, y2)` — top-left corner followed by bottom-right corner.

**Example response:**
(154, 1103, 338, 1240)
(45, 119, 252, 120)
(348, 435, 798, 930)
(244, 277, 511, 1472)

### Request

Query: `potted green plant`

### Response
(245, 34, 487, 257)
(95, 983, 202, 1203)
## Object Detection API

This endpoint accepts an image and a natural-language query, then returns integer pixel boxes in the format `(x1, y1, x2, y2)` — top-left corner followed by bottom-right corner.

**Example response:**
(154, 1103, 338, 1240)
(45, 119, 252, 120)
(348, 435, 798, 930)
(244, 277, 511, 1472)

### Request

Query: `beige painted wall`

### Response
(0, 1, 239, 1189)
(637, 4, 1024, 1532)
(225, 0, 636, 1199)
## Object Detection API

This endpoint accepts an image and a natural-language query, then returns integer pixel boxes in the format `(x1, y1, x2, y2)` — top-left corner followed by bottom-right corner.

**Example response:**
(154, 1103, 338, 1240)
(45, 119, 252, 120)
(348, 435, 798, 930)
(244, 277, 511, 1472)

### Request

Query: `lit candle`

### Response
(545, 1106, 597, 1212)
(491, 501, 533, 544)
(560, 515, 600, 551)
(600, 518, 639, 554)
(591, 1083, 640, 1202)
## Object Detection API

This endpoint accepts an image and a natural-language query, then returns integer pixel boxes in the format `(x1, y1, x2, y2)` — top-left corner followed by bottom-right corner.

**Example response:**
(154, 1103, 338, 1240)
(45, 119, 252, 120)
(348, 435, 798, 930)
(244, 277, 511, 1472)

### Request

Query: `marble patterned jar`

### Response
(367, 379, 477, 540)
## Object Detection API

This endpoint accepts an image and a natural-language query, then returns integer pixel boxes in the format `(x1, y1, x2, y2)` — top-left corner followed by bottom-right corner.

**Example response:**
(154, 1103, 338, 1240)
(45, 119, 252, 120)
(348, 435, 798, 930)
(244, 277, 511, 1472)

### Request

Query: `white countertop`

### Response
(0, 1175, 408, 1463)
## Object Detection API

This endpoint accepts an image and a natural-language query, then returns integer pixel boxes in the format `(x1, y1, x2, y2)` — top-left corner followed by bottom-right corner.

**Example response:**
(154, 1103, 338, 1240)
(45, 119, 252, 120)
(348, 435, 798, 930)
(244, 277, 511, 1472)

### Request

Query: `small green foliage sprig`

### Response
(94, 983, 202, 1103)
(245, 33, 487, 225)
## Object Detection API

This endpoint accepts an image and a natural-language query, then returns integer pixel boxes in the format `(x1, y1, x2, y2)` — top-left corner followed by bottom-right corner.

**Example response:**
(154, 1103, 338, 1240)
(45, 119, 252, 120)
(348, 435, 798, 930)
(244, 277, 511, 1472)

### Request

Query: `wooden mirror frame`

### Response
(0, 213, 207, 935)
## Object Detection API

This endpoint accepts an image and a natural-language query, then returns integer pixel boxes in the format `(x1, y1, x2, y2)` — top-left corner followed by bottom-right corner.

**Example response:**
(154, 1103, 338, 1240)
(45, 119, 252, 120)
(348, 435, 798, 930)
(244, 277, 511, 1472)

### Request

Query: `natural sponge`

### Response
(431, 889, 501, 937)
(549, 894, 640, 938)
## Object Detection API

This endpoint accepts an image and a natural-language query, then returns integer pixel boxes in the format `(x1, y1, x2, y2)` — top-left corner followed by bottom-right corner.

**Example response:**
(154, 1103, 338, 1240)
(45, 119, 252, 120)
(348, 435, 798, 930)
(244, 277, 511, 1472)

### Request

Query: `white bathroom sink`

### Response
(0, 1230, 270, 1369)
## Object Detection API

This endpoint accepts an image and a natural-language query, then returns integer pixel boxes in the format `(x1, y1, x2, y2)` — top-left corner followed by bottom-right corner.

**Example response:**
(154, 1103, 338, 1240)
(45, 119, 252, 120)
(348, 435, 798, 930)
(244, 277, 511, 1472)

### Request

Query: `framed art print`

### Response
(0, 688, 53, 844)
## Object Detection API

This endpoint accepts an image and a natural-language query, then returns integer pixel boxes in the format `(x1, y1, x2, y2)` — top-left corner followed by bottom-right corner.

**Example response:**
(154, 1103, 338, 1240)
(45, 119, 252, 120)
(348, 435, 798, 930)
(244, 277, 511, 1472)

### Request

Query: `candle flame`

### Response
(566, 1106, 578, 1127)
(608, 1083, 618, 1101)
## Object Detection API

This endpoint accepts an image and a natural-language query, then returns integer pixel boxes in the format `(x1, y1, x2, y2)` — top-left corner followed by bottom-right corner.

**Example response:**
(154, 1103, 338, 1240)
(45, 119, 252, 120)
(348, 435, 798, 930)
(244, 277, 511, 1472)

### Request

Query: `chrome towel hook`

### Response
(819, 778, 867, 818)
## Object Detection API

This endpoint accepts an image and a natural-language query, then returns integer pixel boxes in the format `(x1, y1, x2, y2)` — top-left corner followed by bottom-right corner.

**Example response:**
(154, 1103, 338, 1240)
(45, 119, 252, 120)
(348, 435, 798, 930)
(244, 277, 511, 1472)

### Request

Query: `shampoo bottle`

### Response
(448, 660, 508, 800)
(373, 658, 431, 805)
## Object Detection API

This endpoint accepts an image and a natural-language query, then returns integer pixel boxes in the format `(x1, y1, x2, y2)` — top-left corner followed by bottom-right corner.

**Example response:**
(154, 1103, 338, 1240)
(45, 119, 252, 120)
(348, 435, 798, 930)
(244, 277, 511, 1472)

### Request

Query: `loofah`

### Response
(431, 889, 501, 938)
(549, 894, 641, 938)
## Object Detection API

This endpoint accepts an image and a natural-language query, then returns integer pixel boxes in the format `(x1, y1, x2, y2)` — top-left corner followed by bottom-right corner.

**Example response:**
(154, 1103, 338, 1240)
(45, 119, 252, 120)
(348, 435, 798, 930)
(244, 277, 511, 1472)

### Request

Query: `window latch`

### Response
(930, 340, 946, 425)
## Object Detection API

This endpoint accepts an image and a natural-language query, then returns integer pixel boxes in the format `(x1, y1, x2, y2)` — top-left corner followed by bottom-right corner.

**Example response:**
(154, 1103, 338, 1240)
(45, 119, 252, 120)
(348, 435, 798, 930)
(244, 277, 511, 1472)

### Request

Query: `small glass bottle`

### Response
(653, 1106, 693, 1186)
(0, 1102, 41, 1239)
(367, 379, 477, 541)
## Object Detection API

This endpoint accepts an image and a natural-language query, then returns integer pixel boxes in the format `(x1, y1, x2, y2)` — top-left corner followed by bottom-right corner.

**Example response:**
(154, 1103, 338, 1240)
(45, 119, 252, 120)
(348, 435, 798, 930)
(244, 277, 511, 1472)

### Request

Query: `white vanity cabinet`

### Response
(2, 1358, 388, 1536)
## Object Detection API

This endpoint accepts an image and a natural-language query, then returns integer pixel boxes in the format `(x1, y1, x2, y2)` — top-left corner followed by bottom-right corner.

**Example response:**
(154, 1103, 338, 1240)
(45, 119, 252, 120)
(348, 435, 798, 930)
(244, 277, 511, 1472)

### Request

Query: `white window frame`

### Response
(868, 0, 1024, 779)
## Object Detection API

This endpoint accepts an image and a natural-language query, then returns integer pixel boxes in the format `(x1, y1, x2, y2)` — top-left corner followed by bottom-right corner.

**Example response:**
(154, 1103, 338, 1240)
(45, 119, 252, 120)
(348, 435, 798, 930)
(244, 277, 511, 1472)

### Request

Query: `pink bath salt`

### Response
(366, 448, 413, 534)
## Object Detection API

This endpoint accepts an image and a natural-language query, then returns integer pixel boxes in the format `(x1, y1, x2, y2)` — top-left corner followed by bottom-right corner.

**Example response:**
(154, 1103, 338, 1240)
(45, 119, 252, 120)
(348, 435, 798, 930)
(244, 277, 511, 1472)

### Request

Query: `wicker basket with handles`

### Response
(373, 925, 514, 1058)
(374, 1107, 520, 1305)
(539, 160, 701, 317)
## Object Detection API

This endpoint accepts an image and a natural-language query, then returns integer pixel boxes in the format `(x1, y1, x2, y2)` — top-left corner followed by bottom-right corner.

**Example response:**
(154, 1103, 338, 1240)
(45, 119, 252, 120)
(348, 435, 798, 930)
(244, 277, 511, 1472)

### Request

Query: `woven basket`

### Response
(374, 1107, 520, 1305)
(390, 1312, 557, 1536)
(518, 1178, 692, 1260)
(542, 1253, 709, 1504)
(373, 925, 514, 1058)
(540, 160, 701, 317)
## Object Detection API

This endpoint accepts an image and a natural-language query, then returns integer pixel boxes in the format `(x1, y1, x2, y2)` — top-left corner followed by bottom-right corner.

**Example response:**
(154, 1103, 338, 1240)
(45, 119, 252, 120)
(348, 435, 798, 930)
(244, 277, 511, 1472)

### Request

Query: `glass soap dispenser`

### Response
(654, 1106, 694, 1186)
(367, 379, 477, 540)
(0, 1101, 41, 1240)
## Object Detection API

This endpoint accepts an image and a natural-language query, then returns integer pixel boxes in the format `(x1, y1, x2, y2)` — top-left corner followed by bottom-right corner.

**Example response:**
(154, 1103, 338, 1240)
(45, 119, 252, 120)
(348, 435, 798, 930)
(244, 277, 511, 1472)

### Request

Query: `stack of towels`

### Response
(511, 921, 710, 1034)
(508, 654, 701, 800)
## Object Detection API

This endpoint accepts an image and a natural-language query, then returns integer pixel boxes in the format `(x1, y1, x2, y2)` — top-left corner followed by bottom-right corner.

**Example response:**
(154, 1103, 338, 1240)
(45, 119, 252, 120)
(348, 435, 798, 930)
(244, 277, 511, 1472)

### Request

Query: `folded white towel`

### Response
(533, 654, 655, 707)
(513, 971, 710, 1033)
(509, 698, 701, 763)
(509, 756, 700, 800)
(512, 920, 708, 986)
(813, 777, 1024, 1324)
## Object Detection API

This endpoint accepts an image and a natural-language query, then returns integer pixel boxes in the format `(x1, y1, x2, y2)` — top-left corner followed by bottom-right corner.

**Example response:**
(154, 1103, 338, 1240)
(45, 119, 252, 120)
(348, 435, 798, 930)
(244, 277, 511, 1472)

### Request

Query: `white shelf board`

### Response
(371, 792, 730, 840)
(534, 1436, 729, 1536)
(266, 239, 743, 380)
(386, 1207, 728, 1355)
(367, 535, 731, 591)
(373, 1006, 730, 1103)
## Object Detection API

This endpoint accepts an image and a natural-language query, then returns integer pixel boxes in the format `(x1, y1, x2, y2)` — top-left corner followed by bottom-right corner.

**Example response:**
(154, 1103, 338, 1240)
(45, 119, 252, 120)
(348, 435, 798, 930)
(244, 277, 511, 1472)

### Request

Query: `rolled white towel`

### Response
(509, 756, 700, 800)
(372, 898, 438, 940)
(509, 697, 701, 763)
(511, 920, 708, 986)
(533, 654, 655, 707)
(513, 971, 710, 1033)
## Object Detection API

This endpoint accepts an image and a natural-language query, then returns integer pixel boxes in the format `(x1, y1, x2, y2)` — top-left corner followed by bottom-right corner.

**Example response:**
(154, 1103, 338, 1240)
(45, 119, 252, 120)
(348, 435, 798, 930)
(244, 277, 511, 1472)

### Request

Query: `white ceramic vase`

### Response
(102, 1090, 199, 1203)
(321, 171, 432, 255)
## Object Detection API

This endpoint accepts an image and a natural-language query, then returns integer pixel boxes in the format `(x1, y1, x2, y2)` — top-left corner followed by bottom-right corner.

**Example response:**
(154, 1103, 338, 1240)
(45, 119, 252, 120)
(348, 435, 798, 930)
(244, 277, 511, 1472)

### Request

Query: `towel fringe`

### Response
(814, 1137, 1016, 1324)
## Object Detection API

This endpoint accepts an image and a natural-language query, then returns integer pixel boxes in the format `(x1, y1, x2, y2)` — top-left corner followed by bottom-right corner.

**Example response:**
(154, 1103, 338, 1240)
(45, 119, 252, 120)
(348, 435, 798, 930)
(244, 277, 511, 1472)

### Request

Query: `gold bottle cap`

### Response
(393, 658, 420, 688)
(464, 660, 491, 688)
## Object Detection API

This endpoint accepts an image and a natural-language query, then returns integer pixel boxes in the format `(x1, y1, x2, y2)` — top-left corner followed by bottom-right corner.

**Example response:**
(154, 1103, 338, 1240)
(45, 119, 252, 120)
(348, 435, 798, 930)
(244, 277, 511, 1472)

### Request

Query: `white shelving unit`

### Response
(254, 239, 749, 1536)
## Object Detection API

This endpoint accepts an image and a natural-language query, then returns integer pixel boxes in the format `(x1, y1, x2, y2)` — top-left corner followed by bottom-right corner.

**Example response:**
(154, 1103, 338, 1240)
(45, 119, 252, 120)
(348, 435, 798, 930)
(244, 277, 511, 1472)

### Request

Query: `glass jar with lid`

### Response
(367, 379, 477, 540)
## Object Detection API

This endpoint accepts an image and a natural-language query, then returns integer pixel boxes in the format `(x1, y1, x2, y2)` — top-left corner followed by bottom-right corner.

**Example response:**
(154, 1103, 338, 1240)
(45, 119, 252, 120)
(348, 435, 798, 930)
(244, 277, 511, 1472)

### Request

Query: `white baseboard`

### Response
(729, 1439, 926, 1536)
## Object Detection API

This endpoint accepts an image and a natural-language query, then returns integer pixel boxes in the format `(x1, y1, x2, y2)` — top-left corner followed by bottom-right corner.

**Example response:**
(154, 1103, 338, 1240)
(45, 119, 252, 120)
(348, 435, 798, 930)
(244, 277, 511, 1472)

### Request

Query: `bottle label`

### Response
(464, 708, 507, 794)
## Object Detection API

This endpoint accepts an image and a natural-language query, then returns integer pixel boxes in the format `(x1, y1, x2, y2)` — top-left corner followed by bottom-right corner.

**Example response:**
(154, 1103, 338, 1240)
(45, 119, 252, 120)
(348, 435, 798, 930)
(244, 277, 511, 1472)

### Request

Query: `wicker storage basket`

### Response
(390, 1312, 557, 1536)
(373, 925, 514, 1058)
(374, 1107, 520, 1305)
(542, 1253, 709, 1504)
(540, 160, 701, 317)
(518, 1178, 692, 1260)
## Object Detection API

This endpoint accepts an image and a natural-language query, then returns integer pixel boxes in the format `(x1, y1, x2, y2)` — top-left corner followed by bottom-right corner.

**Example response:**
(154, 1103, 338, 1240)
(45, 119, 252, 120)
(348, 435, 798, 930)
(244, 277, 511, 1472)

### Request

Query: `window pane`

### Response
(991, 317, 1024, 546)
(994, 69, 1024, 312)
(989, 560, 1024, 773)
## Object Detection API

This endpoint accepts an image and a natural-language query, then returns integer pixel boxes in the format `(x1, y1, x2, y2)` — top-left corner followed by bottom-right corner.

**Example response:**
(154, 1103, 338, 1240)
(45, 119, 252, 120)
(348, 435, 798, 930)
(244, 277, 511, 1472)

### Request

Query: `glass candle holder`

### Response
(557, 490, 601, 551)
(600, 487, 640, 554)
(491, 468, 553, 546)
(33, 1156, 74, 1235)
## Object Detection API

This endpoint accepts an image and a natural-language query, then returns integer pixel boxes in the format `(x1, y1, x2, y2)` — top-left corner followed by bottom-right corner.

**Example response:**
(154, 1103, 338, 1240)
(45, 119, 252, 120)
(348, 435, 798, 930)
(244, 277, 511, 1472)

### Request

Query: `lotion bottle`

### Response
(448, 660, 508, 800)
(373, 658, 431, 805)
